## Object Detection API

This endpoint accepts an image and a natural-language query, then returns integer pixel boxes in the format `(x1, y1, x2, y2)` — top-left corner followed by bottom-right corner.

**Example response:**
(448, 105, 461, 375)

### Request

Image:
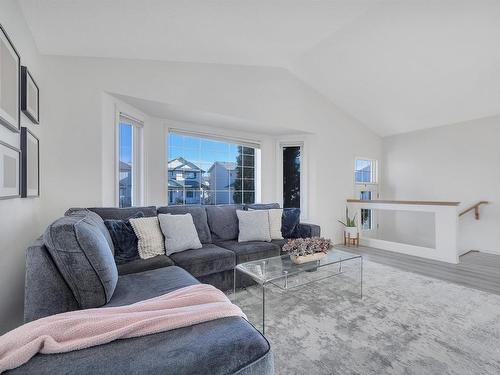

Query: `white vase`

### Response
(344, 226, 358, 237)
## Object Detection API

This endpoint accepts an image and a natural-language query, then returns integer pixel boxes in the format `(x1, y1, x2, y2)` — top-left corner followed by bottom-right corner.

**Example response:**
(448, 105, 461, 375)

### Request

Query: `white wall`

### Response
(381, 115, 500, 255)
(0, 0, 44, 333)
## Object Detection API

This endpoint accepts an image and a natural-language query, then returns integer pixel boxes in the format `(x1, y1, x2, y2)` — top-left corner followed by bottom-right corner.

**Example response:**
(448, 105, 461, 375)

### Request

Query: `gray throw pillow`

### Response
(158, 213, 202, 255)
(65, 208, 115, 255)
(236, 210, 271, 243)
(43, 215, 118, 309)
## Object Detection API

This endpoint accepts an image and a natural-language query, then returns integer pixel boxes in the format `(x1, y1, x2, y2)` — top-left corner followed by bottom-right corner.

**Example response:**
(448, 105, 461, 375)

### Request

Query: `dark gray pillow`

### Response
(205, 205, 243, 241)
(65, 208, 115, 254)
(104, 212, 144, 265)
(282, 208, 301, 238)
(157, 205, 212, 244)
(43, 215, 118, 309)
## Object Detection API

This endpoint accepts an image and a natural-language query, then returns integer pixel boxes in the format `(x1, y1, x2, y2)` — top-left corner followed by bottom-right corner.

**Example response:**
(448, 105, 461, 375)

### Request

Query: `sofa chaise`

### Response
(13, 204, 320, 374)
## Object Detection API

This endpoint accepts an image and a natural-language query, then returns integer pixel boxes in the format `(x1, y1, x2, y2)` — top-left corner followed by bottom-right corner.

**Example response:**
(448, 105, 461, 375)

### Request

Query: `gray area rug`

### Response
(232, 260, 500, 375)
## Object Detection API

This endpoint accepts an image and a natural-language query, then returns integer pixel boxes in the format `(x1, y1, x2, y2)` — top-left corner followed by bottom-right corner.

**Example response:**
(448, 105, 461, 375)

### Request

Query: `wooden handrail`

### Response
(459, 201, 489, 220)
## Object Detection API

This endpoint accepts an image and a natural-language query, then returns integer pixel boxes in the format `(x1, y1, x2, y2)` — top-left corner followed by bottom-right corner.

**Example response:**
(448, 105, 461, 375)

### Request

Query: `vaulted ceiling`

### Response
(18, 0, 500, 136)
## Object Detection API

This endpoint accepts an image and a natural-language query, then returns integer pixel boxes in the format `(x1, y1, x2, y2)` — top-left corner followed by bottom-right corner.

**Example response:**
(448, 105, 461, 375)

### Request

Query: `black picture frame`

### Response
(20, 127, 40, 198)
(0, 140, 21, 199)
(0, 23, 21, 133)
(21, 66, 40, 124)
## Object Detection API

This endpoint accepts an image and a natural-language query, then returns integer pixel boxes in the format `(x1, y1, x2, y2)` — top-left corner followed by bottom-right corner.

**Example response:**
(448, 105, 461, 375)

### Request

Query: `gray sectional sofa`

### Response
(15, 204, 320, 374)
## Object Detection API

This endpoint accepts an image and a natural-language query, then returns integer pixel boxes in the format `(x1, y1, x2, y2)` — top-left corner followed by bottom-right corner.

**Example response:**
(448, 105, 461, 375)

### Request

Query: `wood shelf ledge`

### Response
(347, 199, 460, 206)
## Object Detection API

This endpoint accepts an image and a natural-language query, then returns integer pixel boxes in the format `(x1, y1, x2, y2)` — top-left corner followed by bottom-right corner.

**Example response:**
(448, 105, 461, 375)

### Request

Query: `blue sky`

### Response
(120, 130, 253, 169)
(119, 123, 132, 164)
(168, 133, 241, 170)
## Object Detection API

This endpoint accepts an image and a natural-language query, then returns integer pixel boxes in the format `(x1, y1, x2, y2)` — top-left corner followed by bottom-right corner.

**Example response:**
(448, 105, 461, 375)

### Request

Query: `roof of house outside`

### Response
(119, 161, 131, 171)
(168, 157, 204, 172)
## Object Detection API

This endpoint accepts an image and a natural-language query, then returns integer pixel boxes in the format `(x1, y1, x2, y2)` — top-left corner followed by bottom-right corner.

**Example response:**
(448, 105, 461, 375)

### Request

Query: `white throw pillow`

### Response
(158, 213, 202, 255)
(129, 217, 165, 259)
(248, 208, 284, 240)
(268, 208, 284, 240)
(237, 210, 271, 242)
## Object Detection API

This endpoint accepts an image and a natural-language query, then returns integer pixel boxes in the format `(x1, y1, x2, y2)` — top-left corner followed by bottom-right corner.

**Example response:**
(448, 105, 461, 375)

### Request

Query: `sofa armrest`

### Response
(292, 223, 321, 238)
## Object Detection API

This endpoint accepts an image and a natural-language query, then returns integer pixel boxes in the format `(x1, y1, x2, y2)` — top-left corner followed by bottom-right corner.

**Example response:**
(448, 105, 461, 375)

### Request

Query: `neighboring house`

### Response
(208, 161, 237, 204)
(168, 157, 204, 204)
(119, 161, 132, 207)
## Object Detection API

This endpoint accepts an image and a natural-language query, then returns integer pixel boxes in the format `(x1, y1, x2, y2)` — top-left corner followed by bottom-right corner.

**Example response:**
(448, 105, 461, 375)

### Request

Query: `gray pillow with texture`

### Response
(65, 208, 115, 254)
(157, 205, 211, 243)
(43, 215, 118, 309)
(158, 213, 202, 255)
(236, 210, 271, 242)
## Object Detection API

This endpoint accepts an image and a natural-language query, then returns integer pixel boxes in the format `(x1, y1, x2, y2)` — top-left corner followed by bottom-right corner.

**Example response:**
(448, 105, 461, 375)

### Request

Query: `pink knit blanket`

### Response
(0, 284, 246, 373)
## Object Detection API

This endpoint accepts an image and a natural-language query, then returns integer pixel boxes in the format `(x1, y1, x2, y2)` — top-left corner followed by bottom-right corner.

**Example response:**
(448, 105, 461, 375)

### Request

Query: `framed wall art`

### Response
(21, 127, 39, 197)
(0, 23, 21, 132)
(21, 66, 39, 124)
(0, 139, 20, 199)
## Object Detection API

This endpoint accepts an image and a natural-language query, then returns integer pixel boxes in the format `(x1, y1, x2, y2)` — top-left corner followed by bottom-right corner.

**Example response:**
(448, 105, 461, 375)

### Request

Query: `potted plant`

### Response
(338, 207, 358, 237)
(282, 237, 332, 264)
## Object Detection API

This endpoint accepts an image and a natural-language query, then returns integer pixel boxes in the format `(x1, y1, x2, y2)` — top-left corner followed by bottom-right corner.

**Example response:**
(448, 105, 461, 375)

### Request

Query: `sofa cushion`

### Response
(104, 212, 144, 265)
(85, 206, 157, 220)
(205, 205, 243, 241)
(169, 244, 236, 277)
(43, 215, 118, 309)
(108, 266, 198, 306)
(271, 238, 288, 249)
(24, 239, 79, 323)
(216, 240, 280, 264)
(11, 317, 272, 375)
(65, 208, 115, 254)
(158, 213, 203, 255)
(116, 255, 174, 276)
(157, 205, 211, 244)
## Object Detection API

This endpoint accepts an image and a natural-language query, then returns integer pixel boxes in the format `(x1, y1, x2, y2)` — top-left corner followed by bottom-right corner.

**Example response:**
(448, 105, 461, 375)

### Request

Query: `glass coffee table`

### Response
(233, 248, 363, 334)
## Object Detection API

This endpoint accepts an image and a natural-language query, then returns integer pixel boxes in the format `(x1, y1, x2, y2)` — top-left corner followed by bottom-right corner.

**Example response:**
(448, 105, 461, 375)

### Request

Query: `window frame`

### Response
(354, 157, 378, 185)
(115, 112, 144, 207)
(353, 157, 379, 232)
(276, 140, 308, 220)
(165, 128, 261, 206)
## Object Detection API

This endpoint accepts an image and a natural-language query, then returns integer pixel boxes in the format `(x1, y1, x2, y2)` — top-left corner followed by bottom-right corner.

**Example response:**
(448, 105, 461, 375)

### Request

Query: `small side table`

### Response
(344, 231, 359, 247)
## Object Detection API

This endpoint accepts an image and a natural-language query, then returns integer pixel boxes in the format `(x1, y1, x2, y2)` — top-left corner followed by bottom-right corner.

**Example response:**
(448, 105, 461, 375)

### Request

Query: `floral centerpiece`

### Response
(282, 237, 332, 264)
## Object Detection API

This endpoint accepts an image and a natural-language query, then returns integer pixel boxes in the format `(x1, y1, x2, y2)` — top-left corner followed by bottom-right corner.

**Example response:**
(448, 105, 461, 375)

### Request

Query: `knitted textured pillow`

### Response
(129, 217, 165, 259)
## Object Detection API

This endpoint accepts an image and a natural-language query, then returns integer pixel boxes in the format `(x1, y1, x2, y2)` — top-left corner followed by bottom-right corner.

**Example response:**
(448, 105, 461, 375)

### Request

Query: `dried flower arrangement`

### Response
(282, 237, 332, 257)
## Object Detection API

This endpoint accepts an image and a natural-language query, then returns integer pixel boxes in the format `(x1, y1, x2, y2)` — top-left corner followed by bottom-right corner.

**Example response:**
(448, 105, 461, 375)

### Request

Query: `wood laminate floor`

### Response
(334, 245, 500, 295)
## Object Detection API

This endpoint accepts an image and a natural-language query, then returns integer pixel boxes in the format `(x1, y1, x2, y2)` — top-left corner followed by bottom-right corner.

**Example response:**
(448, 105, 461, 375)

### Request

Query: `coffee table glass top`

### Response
(235, 248, 361, 284)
